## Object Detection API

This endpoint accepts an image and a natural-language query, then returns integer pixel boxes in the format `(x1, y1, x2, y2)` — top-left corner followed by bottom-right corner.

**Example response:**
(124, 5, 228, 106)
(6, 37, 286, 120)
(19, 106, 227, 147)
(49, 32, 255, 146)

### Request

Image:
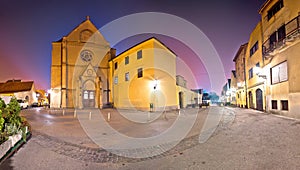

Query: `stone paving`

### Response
(5, 106, 283, 169)
(24, 107, 234, 164)
(2, 106, 300, 169)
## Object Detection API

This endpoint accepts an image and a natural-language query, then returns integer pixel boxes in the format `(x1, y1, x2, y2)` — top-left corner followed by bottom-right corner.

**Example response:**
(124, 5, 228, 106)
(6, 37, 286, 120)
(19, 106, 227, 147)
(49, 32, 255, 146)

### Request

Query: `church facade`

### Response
(50, 16, 115, 109)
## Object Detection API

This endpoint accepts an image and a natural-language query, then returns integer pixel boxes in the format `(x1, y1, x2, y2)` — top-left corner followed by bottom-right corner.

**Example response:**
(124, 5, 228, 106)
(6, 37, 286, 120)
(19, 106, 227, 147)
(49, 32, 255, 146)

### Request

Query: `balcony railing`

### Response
(263, 15, 300, 56)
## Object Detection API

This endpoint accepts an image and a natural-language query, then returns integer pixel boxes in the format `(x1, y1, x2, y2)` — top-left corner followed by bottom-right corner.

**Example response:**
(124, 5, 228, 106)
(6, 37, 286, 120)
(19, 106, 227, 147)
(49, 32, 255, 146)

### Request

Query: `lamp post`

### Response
(150, 79, 159, 112)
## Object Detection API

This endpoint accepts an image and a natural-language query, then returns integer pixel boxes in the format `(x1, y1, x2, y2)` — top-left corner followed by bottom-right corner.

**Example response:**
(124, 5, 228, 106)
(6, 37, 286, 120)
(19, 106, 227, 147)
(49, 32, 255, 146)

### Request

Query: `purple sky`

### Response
(0, 0, 265, 93)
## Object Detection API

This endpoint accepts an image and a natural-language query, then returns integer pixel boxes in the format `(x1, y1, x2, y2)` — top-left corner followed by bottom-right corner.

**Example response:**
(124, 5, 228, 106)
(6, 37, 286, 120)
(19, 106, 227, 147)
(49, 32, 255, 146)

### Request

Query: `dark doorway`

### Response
(256, 89, 263, 111)
(83, 90, 95, 108)
(248, 91, 254, 109)
(179, 92, 183, 109)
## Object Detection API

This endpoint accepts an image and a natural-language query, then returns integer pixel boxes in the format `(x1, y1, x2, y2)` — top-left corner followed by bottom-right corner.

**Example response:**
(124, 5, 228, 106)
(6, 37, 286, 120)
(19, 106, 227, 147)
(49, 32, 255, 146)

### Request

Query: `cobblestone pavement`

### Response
(4, 106, 299, 169)
(0, 106, 232, 168)
(12, 107, 234, 164)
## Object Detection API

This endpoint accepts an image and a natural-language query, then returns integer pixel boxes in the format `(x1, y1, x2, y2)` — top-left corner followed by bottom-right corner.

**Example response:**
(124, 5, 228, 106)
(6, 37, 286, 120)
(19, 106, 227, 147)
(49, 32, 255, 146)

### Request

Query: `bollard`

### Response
(89, 112, 92, 120)
(74, 110, 77, 118)
(148, 112, 150, 122)
(179, 110, 181, 115)
(63, 109, 65, 116)
(108, 112, 111, 121)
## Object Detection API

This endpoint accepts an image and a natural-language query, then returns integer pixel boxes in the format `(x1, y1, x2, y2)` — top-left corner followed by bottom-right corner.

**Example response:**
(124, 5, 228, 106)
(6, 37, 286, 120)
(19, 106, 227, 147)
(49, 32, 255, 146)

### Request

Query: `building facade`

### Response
(0, 79, 37, 105)
(50, 17, 201, 110)
(232, 0, 300, 118)
(260, 0, 300, 118)
(176, 75, 202, 108)
(230, 70, 237, 106)
(245, 21, 265, 111)
(233, 43, 248, 108)
(110, 37, 178, 111)
(50, 16, 115, 109)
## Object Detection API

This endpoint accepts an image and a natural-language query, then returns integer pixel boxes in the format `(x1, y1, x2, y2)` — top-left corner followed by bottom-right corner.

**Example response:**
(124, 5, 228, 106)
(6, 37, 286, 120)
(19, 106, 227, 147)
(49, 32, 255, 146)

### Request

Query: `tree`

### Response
(209, 92, 219, 103)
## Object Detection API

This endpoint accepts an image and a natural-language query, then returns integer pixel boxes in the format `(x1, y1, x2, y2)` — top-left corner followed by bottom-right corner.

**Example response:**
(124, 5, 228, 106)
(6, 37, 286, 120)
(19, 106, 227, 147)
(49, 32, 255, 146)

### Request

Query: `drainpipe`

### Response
(243, 56, 248, 108)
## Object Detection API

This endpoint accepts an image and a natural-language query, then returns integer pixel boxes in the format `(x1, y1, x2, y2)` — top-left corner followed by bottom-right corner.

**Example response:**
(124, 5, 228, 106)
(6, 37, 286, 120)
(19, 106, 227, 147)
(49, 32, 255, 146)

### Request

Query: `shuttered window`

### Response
(271, 61, 288, 84)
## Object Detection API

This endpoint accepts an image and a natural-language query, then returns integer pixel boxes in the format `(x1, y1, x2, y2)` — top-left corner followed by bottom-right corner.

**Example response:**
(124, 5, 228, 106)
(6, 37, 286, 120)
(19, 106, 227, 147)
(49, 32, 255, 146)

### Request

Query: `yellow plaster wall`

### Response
(111, 38, 177, 111)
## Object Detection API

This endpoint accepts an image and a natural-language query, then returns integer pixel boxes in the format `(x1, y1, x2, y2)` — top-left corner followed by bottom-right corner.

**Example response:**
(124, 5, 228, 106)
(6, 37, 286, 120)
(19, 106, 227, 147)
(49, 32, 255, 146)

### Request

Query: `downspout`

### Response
(66, 40, 68, 108)
(243, 54, 248, 108)
(60, 41, 63, 108)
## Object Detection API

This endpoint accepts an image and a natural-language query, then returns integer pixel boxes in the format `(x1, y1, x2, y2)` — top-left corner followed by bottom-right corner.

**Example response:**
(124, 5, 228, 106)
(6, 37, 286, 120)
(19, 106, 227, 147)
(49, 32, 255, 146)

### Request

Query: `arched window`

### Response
(80, 29, 93, 42)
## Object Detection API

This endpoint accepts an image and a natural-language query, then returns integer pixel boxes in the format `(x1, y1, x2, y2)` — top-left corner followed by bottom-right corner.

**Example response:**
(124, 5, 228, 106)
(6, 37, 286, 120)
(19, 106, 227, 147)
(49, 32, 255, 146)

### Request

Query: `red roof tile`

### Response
(0, 80, 34, 93)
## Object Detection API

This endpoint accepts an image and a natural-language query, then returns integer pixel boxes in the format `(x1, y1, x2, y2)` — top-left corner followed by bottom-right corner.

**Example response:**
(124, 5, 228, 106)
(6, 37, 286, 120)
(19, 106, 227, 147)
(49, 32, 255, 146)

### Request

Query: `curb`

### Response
(0, 132, 32, 164)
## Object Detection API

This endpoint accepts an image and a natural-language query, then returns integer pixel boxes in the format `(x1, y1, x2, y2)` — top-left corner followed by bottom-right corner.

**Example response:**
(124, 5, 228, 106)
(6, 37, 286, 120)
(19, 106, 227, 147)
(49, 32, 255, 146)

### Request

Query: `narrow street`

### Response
(1, 107, 300, 169)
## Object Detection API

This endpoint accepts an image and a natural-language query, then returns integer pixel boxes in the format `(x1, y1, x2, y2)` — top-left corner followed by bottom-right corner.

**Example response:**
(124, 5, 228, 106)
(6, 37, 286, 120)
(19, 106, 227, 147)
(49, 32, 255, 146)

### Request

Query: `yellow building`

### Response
(233, 43, 248, 108)
(176, 75, 202, 108)
(110, 37, 200, 111)
(232, 0, 300, 118)
(260, 0, 300, 118)
(245, 21, 265, 111)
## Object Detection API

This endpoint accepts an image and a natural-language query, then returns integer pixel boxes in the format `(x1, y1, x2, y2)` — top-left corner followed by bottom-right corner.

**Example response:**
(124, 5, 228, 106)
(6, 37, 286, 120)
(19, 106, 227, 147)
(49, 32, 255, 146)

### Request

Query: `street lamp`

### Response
(153, 79, 159, 90)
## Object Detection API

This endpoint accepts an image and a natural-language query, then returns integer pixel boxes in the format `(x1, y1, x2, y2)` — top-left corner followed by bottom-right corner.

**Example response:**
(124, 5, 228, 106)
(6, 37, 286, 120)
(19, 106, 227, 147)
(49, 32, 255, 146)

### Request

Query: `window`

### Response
(256, 62, 260, 67)
(84, 91, 88, 99)
(277, 25, 286, 41)
(281, 100, 288, 110)
(80, 29, 93, 42)
(137, 68, 143, 78)
(249, 68, 253, 79)
(267, 0, 284, 20)
(269, 25, 286, 48)
(125, 72, 129, 81)
(271, 100, 278, 109)
(137, 50, 142, 59)
(114, 76, 118, 84)
(89, 91, 94, 99)
(250, 41, 258, 56)
(271, 61, 288, 84)
(125, 56, 129, 65)
(114, 62, 118, 70)
(270, 31, 277, 48)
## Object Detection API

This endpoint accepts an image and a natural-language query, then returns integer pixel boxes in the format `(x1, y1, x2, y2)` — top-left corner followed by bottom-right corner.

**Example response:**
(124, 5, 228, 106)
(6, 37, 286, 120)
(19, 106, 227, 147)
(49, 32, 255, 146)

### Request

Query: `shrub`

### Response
(0, 97, 30, 144)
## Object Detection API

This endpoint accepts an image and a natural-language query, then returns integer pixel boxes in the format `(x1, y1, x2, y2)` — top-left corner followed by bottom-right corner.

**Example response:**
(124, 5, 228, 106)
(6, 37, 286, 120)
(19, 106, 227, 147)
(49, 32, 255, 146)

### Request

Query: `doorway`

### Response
(256, 89, 263, 111)
(83, 90, 95, 108)
(179, 92, 183, 109)
(248, 91, 254, 109)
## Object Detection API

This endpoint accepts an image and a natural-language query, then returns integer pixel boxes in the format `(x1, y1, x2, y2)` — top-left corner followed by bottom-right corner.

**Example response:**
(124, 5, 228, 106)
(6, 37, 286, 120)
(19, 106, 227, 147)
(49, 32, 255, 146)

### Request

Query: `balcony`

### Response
(263, 15, 300, 57)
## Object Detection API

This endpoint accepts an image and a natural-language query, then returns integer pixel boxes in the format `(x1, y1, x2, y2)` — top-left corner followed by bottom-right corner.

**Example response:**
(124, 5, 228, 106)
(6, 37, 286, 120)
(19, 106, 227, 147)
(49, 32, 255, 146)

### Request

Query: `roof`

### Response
(0, 80, 34, 94)
(259, 0, 271, 14)
(114, 37, 177, 60)
(53, 16, 99, 43)
(233, 43, 248, 62)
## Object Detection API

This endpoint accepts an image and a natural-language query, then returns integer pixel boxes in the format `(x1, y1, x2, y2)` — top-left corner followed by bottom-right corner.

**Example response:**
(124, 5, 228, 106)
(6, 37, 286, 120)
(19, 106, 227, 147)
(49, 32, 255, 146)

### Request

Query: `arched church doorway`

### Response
(82, 80, 95, 108)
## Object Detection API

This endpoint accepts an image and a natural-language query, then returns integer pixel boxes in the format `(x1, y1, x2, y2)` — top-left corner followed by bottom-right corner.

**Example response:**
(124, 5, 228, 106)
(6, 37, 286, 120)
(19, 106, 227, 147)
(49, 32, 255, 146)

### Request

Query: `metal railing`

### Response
(263, 15, 300, 56)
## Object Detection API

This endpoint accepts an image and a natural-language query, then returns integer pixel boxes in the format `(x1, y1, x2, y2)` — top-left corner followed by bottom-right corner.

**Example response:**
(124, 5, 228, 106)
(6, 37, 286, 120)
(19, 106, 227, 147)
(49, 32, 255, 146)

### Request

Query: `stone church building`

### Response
(50, 16, 115, 109)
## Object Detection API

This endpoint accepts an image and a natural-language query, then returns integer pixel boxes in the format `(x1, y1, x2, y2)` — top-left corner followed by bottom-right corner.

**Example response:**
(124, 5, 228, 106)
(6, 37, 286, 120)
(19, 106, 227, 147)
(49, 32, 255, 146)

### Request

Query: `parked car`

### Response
(17, 99, 28, 109)
(31, 102, 40, 107)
